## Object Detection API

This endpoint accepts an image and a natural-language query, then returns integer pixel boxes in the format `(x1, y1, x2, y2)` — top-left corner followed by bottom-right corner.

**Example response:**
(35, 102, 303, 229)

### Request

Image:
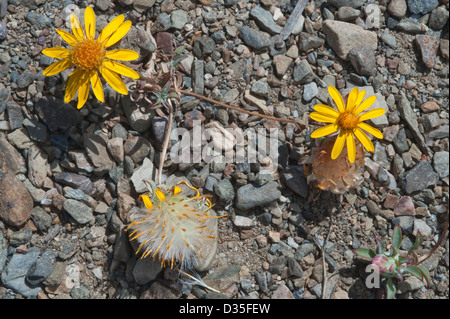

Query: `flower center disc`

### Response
(71, 39, 105, 71)
(337, 112, 359, 130)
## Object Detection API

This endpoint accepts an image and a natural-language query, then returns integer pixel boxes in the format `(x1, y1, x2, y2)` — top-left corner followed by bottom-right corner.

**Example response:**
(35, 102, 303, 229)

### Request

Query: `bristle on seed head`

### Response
(127, 181, 222, 269)
(307, 137, 364, 194)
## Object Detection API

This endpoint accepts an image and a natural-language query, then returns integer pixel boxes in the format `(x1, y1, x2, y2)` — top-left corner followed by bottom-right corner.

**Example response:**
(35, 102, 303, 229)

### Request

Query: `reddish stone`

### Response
(156, 32, 173, 55)
(394, 196, 415, 216)
(415, 35, 440, 68)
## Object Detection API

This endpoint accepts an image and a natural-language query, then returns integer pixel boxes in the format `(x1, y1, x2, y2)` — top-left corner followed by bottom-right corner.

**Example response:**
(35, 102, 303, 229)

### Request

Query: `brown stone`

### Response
(394, 196, 415, 216)
(0, 170, 34, 227)
(420, 101, 440, 113)
(415, 35, 440, 68)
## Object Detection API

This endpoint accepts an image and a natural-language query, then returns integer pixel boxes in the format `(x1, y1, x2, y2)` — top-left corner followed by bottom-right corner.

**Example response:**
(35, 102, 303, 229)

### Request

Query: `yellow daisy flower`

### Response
(42, 6, 140, 109)
(310, 86, 385, 163)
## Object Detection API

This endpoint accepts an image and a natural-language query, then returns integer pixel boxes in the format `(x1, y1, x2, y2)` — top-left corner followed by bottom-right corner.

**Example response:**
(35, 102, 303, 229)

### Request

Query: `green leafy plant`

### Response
(353, 224, 430, 299)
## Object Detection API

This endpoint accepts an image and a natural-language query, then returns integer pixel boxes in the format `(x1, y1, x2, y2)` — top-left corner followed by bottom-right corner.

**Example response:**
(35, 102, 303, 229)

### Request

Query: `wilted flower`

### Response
(310, 86, 385, 163)
(42, 6, 139, 109)
(307, 137, 364, 194)
(127, 181, 221, 269)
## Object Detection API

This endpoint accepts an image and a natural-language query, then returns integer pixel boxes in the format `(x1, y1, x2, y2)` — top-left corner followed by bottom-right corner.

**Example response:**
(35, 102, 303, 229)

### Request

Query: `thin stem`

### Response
(179, 89, 297, 125)
(157, 104, 173, 186)
(417, 201, 449, 264)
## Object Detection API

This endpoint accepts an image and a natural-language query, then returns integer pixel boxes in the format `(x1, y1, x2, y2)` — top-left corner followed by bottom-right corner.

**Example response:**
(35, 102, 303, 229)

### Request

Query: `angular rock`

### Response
(433, 151, 449, 178)
(63, 199, 94, 225)
(293, 59, 314, 84)
(0, 136, 25, 174)
(298, 32, 325, 52)
(407, 0, 438, 14)
(28, 145, 48, 188)
(0, 170, 34, 227)
(83, 133, 116, 176)
(123, 134, 151, 164)
(402, 161, 439, 194)
(415, 35, 440, 69)
(281, 166, 308, 198)
(322, 20, 377, 61)
(398, 92, 431, 156)
(239, 26, 271, 50)
(121, 94, 154, 133)
(250, 6, 282, 35)
(348, 47, 377, 76)
(1, 248, 42, 298)
(6, 100, 24, 130)
(54, 172, 96, 197)
(394, 196, 415, 216)
(131, 158, 158, 193)
(235, 181, 281, 210)
(273, 55, 293, 76)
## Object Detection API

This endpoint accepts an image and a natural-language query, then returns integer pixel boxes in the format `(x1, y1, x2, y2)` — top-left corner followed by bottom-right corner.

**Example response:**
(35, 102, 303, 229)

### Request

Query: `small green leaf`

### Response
(405, 266, 424, 281)
(397, 256, 410, 265)
(392, 224, 402, 251)
(409, 231, 423, 254)
(376, 238, 385, 254)
(386, 278, 396, 299)
(417, 265, 431, 286)
(352, 248, 376, 260)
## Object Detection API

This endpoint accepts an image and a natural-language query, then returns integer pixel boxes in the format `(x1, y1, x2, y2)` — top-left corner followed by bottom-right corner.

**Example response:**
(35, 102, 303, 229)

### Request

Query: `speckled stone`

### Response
(415, 35, 440, 68)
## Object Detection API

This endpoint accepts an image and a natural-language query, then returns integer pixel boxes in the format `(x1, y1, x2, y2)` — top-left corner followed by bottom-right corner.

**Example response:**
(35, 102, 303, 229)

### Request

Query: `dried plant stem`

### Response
(417, 202, 449, 264)
(157, 105, 173, 186)
(179, 89, 297, 125)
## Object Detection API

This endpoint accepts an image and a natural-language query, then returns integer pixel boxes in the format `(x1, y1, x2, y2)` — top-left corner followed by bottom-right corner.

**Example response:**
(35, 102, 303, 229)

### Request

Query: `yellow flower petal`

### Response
(90, 71, 104, 102)
(358, 108, 386, 122)
(354, 90, 366, 110)
(173, 186, 181, 195)
(155, 189, 166, 202)
(310, 124, 339, 139)
(99, 65, 128, 95)
(84, 6, 96, 40)
(346, 133, 356, 163)
(56, 29, 77, 46)
(103, 60, 139, 79)
(354, 127, 374, 152)
(313, 104, 340, 118)
(104, 20, 132, 48)
(310, 112, 337, 123)
(65, 69, 84, 103)
(328, 86, 345, 113)
(357, 122, 383, 139)
(331, 131, 347, 160)
(76, 72, 91, 109)
(139, 194, 153, 210)
(43, 59, 73, 76)
(105, 49, 140, 61)
(346, 87, 359, 112)
(98, 15, 125, 43)
(70, 13, 85, 41)
(42, 46, 71, 59)
(353, 95, 376, 116)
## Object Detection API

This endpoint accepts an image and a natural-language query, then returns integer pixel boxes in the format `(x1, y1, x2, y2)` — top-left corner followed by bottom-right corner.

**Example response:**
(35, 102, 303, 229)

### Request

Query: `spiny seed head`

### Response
(127, 181, 221, 269)
(307, 137, 364, 194)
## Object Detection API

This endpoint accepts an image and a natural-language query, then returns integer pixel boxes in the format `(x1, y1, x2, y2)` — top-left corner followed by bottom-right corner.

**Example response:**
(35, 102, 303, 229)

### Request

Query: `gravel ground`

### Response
(0, 0, 448, 299)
